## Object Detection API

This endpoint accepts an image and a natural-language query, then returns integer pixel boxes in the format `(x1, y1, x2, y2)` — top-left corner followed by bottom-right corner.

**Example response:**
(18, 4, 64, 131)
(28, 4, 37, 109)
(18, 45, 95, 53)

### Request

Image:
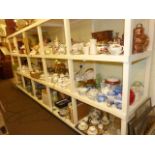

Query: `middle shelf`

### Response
(15, 68, 146, 120)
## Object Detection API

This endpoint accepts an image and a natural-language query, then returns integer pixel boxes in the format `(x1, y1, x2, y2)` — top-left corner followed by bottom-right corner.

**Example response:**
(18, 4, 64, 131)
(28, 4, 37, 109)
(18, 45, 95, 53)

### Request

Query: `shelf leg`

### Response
(121, 119, 128, 135)
(71, 98, 78, 124)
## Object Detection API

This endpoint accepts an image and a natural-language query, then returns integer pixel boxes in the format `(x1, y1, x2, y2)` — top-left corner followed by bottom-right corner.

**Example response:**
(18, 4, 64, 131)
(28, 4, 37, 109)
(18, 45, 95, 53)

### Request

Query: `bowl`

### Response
(77, 87, 88, 95)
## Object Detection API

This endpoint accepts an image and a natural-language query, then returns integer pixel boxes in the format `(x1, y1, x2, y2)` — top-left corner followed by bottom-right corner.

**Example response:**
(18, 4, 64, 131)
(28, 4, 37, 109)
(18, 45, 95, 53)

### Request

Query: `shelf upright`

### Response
(22, 31, 36, 97)
(13, 36, 26, 89)
(37, 25, 53, 109)
(7, 38, 19, 85)
(121, 19, 133, 134)
(64, 19, 78, 124)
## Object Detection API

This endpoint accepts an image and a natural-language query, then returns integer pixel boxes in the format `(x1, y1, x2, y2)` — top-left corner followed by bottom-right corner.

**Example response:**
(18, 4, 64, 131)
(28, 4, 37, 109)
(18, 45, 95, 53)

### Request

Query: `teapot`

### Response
(108, 44, 123, 55)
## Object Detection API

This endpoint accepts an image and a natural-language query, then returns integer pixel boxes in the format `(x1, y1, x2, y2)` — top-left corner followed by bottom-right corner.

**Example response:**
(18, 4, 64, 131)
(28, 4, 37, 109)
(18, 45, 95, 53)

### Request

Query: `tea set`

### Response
(77, 108, 119, 135)
(46, 73, 70, 88)
(77, 75, 123, 110)
(71, 38, 124, 55)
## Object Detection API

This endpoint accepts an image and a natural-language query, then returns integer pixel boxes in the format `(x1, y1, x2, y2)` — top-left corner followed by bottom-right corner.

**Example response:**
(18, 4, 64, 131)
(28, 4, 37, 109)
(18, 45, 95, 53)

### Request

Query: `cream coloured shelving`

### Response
(7, 19, 155, 135)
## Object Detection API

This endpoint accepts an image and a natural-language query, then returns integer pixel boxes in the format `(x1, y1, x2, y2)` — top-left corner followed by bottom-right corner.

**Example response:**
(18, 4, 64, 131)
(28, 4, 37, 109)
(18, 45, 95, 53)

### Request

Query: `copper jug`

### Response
(133, 24, 149, 54)
(134, 24, 144, 36)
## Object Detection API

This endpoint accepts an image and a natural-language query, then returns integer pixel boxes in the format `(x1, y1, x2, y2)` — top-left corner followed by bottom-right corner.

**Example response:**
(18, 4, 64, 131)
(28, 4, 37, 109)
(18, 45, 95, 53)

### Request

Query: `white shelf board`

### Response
(43, 54, 68, 59)
(7, 19, 50, 39)
(73, 92, 125, 119)
(52, 107, 84, 134)
(18, 54, 28, 57)
(11, 53, 19, 57)
(11, 53, 28, 57)
(28, 55, 43, 58)
(70, 54, 127, 63)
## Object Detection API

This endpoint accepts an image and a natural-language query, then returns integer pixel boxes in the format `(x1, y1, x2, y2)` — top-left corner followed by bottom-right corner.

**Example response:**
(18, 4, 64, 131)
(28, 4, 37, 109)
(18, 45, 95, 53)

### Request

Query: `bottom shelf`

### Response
(16, 85, 83, 135)
(75, 113, 121, 135)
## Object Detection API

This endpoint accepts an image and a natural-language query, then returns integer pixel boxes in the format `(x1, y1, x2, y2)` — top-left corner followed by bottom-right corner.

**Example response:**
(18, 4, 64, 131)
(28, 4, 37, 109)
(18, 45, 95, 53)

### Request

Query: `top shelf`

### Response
(7, 19, 50, 38)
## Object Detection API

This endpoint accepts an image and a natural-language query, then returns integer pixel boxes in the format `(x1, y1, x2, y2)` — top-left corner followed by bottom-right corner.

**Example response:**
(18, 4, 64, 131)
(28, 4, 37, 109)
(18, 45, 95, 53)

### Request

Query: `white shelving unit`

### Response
(7, 19, 155, 135)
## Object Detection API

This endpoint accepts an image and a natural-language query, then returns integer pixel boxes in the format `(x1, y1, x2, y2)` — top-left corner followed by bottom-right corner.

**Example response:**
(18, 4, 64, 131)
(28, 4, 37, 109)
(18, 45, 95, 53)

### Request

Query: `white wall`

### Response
(92, 19, 124, 37)
(70, 19, 92, 42)
(150, 26, 155, 105)
(43, 26, 65, 43)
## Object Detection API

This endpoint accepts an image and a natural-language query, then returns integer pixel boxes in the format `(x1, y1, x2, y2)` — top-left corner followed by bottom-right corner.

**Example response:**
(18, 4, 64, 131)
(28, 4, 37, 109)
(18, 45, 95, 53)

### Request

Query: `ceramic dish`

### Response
(78, 121, 89, 131)
(87, 126, 98, 135)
